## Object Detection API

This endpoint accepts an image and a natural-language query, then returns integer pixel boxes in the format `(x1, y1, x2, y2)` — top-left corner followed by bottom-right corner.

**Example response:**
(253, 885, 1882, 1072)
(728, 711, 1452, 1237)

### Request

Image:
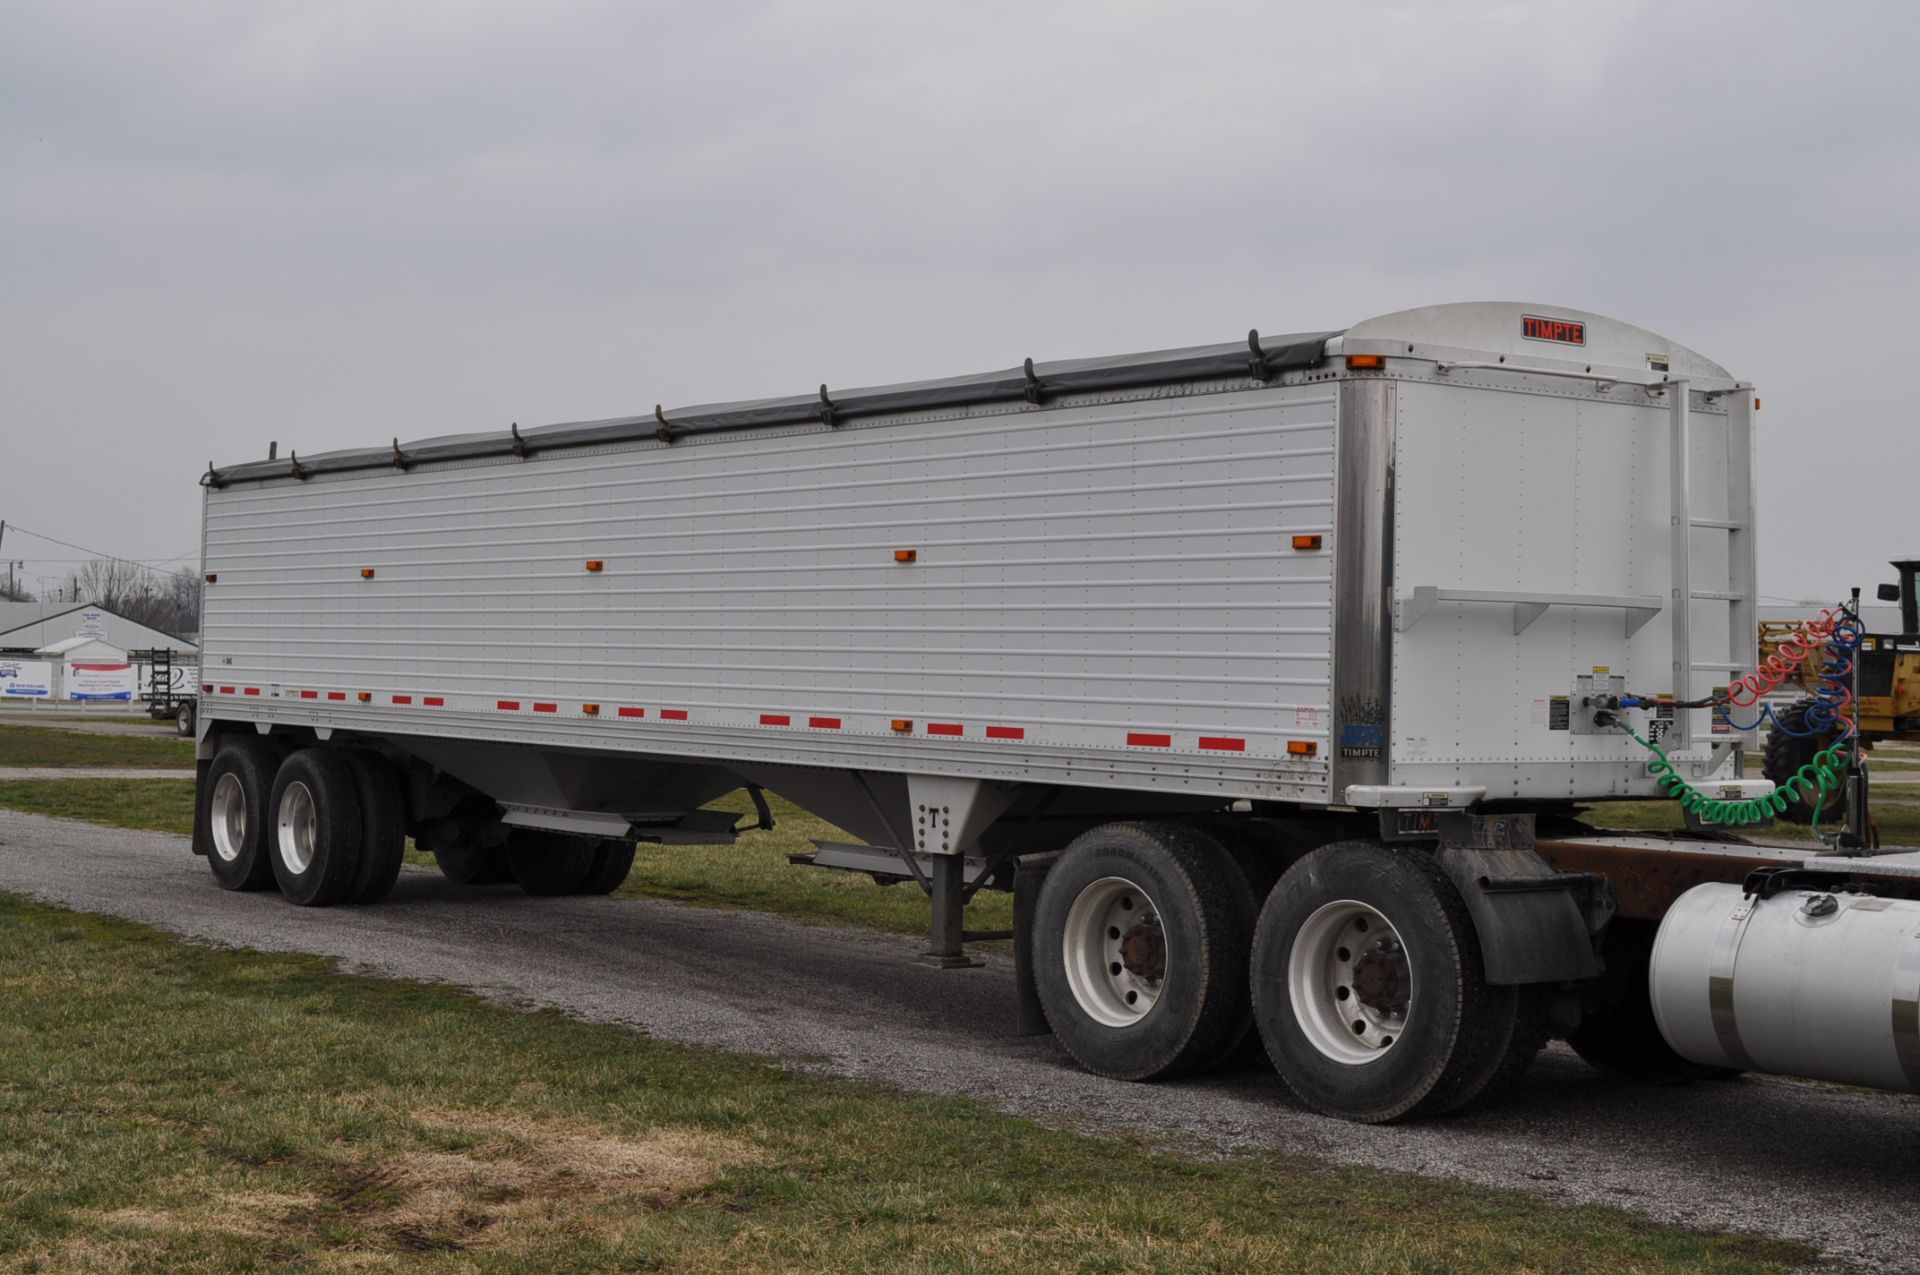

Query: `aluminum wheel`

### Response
(209, 771, 246, 863)
(275, 780, 317, 876)
(1289, 899, 1411, 1065)
(1061, 876, 1171, 1027)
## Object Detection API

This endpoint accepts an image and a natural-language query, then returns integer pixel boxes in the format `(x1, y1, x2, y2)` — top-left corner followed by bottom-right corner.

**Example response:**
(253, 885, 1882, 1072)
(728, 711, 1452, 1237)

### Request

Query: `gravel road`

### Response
(2, 808, 1915, 1270)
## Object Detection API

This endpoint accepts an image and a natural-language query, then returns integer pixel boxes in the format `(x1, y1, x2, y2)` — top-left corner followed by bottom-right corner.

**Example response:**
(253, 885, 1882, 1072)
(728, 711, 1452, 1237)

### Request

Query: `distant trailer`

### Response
(187, 302, 1920, 1122)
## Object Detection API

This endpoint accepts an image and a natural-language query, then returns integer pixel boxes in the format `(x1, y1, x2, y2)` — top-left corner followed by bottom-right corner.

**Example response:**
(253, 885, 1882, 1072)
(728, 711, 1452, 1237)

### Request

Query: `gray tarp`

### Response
(209, 328, 1339, 486)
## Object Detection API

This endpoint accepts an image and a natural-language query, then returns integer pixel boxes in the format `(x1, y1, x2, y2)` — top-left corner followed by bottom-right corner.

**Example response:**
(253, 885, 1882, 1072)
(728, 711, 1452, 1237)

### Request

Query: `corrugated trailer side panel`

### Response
(201, 381, 1339, 801)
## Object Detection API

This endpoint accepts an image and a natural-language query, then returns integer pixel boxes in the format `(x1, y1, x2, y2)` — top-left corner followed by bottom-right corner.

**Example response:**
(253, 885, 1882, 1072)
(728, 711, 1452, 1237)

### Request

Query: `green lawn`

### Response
(0, 723, 194, 768)
(1586, 796, 1920, 846)
(0, 894, 1812, 1273)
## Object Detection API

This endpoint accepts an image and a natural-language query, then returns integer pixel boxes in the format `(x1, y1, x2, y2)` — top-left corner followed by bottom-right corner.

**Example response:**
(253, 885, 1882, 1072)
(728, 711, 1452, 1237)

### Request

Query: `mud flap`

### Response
(1435, 846, 1605, 985)
(190, 757, 212, 857)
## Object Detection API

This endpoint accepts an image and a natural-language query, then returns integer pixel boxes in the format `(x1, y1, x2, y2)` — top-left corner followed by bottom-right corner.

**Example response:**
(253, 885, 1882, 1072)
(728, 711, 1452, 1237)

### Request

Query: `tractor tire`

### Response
(1566, 920, 1732, 1083)
(1762, 699, 1845, 825)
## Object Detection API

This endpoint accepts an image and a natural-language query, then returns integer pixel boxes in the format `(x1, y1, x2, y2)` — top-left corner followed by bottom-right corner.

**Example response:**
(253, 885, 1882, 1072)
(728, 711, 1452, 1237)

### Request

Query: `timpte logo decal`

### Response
(1521, 314, 1585, 345)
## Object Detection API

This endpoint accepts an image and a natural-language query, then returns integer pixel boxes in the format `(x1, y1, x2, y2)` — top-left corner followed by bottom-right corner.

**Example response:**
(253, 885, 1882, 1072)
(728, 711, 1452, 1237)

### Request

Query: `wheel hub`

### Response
(1119, 922, 1165, 978)
(1061, 876, 1171, 1027)
(1350, 946, 1403, 1009)
(1288, 899, 1414, 1065)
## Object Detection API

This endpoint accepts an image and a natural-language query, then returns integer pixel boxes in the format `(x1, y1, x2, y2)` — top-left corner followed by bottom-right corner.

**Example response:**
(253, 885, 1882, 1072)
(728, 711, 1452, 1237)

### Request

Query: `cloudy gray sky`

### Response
(2, 1, 1915, 607)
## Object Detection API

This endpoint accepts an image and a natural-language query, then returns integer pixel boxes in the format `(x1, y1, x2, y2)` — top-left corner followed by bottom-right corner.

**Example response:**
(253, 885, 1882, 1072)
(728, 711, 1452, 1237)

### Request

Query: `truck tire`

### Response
(175, 702, 195, 737)
(1250, 842, 1514, 1123)
(1031, 822, 1251, 1082)
(342, 752, 406, 905)
(1566, 920, 1729, 1083)
(268, 749, 365, 907)
(577, 839, 637, 895)
(203, 740, 277, 892)
(432, 842, 513, 885)
(505, 829, 599, 896)
(1762, 699, 1845, 824)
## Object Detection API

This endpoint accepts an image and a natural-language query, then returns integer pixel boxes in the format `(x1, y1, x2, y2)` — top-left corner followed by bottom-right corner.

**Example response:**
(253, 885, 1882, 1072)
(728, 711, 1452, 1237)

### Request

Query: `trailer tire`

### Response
(577, 839, 637, 895)
(342, 752, 406, 905)
(175, 702, 195, 737)
(432, 842, 512, 885)
(1032, 822, 1251, 1082)
(505, 829, 599, 896)
(1251, 842, 1511, 1123)
(203, 740, 277, 892)
(1762, 699, 1845, 824)
(268, 749, 365, 907)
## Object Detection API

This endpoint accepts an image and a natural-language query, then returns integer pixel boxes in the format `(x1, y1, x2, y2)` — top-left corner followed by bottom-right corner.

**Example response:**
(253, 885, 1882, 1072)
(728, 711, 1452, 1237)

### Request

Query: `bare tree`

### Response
(59, 560, 201, 639)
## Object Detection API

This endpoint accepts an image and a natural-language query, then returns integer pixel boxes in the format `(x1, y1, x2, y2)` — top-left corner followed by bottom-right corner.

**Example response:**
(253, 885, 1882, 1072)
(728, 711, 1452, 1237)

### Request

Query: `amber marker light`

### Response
(357, 692, 372, 703)
(360, 568, 376, 579)
(1346, 354, 1385, 369)
(1292, 534, 1323, 551)
(891, 719, 913, 732)
(894, 549, 918, 563)
(585, 560, 604, 572)
(582, 704, 600, 715)
(1287, 740, 1318, 756)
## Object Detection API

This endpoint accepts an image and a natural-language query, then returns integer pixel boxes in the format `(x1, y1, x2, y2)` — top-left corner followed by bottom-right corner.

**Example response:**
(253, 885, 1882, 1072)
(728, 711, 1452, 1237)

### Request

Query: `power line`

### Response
(1, 524, 198, 574)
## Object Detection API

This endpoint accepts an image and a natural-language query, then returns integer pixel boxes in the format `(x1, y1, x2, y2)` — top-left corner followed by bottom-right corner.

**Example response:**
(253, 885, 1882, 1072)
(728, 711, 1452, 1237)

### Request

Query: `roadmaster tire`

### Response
(505, 829, 600, 896)
(1762, 698, 1845, 824)
(1436, 984, 1550, 1115)
(203, 739, 278, 892)
(342, 752, 406, 905)
(268, 748, 365, 908)
(1208, 825, 1289, 1069)
(577, 839, 637, 895)
(1251, 842, 1512, 1123)
(1032, 822, 1252, 1082)
(1566, 920, 1731, 1083)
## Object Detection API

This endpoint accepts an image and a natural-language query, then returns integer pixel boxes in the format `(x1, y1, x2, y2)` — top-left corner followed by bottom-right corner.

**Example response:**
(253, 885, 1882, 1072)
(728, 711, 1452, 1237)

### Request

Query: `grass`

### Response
(0, 893, 1815, 1273)
(0, 779, 196, 835)
(0, 723, 194, 769)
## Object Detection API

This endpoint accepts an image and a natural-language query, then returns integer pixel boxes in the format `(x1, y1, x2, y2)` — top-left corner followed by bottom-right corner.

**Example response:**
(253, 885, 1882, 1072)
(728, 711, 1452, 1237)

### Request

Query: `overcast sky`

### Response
(2, 1, 1915, 607)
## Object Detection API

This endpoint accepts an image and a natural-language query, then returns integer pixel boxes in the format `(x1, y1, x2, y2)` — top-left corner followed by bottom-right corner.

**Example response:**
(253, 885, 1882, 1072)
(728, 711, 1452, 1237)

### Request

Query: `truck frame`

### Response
(188, 302, 1920, 1122)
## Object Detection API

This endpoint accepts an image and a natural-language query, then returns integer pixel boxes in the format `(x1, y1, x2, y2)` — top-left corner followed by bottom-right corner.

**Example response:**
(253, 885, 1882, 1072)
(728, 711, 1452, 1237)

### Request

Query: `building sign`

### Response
(66, 662, 136, 701)
(75, 609, 109, 641)
(134, 661, 200, 700)
(0, 660, 54, 697)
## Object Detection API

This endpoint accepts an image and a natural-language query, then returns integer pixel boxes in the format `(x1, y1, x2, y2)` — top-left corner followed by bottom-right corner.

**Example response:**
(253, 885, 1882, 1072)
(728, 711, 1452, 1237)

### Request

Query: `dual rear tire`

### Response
(203, 741, 406, 906)
(1030, 827, 1545, 1122)
(202, 739, 635, 903)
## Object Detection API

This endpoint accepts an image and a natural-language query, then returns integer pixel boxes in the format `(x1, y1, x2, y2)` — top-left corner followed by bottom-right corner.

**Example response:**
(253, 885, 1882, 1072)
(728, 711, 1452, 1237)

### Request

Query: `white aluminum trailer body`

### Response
(198, 301, 1763, 822)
